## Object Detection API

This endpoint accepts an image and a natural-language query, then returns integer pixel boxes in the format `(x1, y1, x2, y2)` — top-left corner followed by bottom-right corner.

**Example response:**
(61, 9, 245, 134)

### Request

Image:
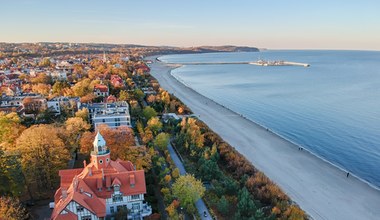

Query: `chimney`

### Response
(101, 168, 105, 180)
(88, 167, 92, 176)
(62, 189, 67, 199)
(83, 160, 87, 168)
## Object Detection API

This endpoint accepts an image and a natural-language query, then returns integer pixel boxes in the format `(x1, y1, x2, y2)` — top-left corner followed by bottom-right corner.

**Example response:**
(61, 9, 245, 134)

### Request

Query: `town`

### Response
(0, 43, 305, 220)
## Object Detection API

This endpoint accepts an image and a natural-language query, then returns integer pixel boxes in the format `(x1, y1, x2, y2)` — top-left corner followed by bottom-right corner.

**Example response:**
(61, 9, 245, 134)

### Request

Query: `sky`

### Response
(1, 0, 380, 50)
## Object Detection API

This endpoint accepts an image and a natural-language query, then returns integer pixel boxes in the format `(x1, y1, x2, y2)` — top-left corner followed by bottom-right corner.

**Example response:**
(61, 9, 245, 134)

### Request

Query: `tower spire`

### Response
(93, 131, 107, 155)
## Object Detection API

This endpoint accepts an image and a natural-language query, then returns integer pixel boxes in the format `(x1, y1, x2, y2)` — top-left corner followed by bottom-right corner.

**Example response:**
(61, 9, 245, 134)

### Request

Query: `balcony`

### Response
(127, 203, 152, 219)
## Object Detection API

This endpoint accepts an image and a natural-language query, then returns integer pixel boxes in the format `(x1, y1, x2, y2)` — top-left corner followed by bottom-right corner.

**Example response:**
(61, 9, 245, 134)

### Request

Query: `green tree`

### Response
(172, 174, 205, 213)
(0, 196, 30, 220)
(0, 149, 24, 196)
(134, 88, 145, 100)
(217, 196, 230, 216)
(235, 187, 257, 219)
(153, 132, 170, 151)
(198, 158, 221, 181)
(142, 106, 157, 120)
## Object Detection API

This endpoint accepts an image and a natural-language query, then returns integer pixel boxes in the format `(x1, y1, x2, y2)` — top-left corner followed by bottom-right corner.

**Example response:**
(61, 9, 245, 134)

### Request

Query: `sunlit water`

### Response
(159, 51, 380, 188)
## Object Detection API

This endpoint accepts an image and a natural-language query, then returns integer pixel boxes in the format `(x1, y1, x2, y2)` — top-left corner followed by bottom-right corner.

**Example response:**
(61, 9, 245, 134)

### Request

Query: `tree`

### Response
(172, 168, 180, 179)
(65, 117, 90, 147)
(147, 117, 162, 135)
(142, 106, 157, 120)
(134, 88, 145, 100)
(52, 81, 70, 96)
(32, 83, 51, 96)
(0, 149, 24, 196)
(39, 57, 51, 67)
(75, 108, 89, 122)
(217, 196, 230, 216)
(235, 187, 257, 219)
(118, 90, 129, 101)
(0, 112, 25, 149)
(153, 133, 170, 151)
(0, 196, 30, 220)
(172, 174, 205, 213)
(198, 158, 221, 182)
(14, 125, 71, 196)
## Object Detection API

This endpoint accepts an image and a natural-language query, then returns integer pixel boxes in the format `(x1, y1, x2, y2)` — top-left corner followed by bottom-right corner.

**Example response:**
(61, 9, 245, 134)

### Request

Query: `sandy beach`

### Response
(148, 56, 380, 220)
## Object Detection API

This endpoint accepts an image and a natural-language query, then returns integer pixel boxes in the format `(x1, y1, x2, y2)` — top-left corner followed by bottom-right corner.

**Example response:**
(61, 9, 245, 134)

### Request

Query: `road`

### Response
(167, 142, 212, 220)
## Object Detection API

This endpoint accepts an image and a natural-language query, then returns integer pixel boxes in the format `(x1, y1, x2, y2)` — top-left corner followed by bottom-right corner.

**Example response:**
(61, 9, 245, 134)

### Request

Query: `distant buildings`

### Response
(51, 132, 152, 220)
(80, 101, 131, 130)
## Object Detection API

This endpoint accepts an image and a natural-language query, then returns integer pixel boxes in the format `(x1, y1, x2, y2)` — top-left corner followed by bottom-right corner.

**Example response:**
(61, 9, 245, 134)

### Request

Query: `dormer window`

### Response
(114, 184, 120, 192)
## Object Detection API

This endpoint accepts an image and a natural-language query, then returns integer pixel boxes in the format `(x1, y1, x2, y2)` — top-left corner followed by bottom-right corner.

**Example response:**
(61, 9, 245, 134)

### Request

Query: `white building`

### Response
(81, 102, 131, 129)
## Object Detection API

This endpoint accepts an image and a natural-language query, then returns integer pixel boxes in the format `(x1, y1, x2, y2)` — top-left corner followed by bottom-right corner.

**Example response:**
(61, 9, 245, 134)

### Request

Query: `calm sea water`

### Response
(159, 51, 380, 188)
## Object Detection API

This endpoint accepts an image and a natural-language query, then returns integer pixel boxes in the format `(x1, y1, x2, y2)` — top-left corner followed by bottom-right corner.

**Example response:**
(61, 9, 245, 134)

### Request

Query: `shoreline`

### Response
(147, 55, 380, 220)
(168, 68, 379, 191)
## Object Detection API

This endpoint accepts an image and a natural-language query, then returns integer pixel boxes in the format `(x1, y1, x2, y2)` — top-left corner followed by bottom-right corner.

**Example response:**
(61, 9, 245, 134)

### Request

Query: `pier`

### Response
(167, 60, 310, 67)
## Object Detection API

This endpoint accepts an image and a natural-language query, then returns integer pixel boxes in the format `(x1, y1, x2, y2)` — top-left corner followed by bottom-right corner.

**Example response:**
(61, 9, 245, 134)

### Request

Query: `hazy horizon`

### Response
(1, 0, 380, 50)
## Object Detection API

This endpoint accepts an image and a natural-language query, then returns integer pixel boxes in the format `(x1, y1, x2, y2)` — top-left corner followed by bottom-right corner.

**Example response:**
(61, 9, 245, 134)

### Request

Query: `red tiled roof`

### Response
(94, 84, 108, 92)
(52, 157, 146, 219)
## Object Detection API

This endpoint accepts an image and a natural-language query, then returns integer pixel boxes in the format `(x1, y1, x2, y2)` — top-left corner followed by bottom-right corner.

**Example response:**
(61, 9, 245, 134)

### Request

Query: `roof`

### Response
(93, 131, 106, 149)
(94, 84, 108, 92)
(51, 135, 147, 219)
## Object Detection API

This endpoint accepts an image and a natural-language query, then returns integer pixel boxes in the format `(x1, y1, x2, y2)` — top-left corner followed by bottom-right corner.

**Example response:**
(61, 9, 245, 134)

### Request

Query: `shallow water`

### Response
(159, 50, 380, 187)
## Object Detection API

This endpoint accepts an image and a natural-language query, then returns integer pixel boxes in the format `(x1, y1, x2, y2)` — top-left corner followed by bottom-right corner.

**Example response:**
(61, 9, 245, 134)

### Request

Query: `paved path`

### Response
(167, 142, 212, 220)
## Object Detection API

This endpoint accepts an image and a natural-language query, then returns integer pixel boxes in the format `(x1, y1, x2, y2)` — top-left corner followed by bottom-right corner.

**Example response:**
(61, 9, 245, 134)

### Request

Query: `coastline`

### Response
(147, 55, 380, 220)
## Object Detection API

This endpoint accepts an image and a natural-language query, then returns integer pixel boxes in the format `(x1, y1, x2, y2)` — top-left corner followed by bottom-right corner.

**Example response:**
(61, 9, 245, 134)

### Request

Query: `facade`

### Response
(51, 132, 152, 220)
(47, 100, 61, 115)
(80, 102, 131, 129)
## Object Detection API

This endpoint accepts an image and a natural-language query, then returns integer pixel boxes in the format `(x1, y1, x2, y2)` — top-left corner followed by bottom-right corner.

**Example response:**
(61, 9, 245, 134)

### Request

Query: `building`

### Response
(47, 100, 61, 115)
(80, 101, 131, 129)
(93, 84, 109, 97)
(51, 132, 152, 220)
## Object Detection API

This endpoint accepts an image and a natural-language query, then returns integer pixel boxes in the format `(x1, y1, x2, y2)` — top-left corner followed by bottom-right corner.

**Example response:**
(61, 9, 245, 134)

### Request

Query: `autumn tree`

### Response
(172, 174, 205, 213)
(0, 112, 25, 149)
(65, 117, 90, 147)
(118, 90, 129, 101)
(14, 125, 71, 196)
(30, 73, 52, 85)
(0, 196, 30, 220)
(79, 125, 152, 170)
(52, 81, 70, 96)
(75, 108, 89, 122)
(147, 117, 162, 135)
(32, 83, 51, 96)
(39, 57, 51, 67)
(153, 132, 170, 151)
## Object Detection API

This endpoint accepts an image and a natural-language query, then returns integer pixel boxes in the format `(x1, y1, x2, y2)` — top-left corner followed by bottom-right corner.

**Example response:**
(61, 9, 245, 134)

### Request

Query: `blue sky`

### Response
(1, 0, 380, 50)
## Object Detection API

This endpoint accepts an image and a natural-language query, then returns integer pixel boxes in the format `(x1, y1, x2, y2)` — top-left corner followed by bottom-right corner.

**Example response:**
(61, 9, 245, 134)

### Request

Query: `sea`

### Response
(158, 50, 380, 188)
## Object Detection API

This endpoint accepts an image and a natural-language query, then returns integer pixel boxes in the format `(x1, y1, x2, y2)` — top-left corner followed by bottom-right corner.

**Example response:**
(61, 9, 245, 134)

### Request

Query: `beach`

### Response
(148, 56, 380, 220)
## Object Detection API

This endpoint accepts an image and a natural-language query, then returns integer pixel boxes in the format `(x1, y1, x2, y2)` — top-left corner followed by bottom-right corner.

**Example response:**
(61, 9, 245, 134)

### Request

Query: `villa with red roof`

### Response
(51, 132, 152, 220)
(93, 84, 109, 97)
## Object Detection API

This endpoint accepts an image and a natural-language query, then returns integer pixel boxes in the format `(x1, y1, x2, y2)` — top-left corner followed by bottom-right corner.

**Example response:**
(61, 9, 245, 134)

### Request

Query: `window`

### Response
(76, 205, 84, 212)
(102, 119, 105, 122)
(112, 194, 123, 202)
(99, 160, 103, 164)
(106, 158, 109, 162)
(131, 195, 140, 200)
(81, 216, 91, 220)
(110, 206, 114, 213)
(132, 203, 140, 211)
